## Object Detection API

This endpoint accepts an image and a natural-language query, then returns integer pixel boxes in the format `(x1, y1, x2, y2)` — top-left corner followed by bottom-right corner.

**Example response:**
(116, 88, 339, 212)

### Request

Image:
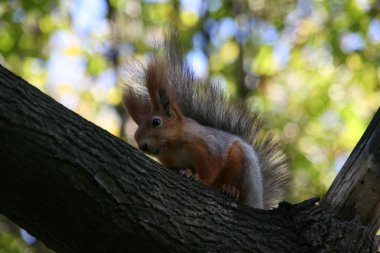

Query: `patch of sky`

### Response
(273, 40, 290, 69)
(12, 7, 24, 23)
(285, 0, 313, 27)
(97, 68, 117, 89)
(206, 18, 237, 47)
(334, 152, 349, 173)
(144, 0, 168, 3)
(297, 0, 312, 17)
(186, 49, 208, 78)
(368, 19, 380, 44)
(320, 110, 340, 129)
(259, 23, 278, 45)
(192, 32, 208, 49)
(235, 16, 251, 44)
(180, 0, 205, 16)
(340, 32, 366, 53)
(251, 18, 278, 45)
(204, 18, 219, 37)
(20, 229, 36, 245)
(47, 31, 87, 88)
(70, 0, 108, 37)
(47, 51, 87, 87)
(207, 0, 222, 12)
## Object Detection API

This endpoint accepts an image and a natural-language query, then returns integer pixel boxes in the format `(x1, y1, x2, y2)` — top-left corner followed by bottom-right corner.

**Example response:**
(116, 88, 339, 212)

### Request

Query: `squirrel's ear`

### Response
(157, 87, 182, 119)
(146, 59, 183, 119)
(122, 89, 152, 125)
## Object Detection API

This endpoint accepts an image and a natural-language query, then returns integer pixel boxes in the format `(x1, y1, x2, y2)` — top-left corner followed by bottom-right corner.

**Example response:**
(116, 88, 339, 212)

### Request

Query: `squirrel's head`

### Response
(123, 58, 184, 156)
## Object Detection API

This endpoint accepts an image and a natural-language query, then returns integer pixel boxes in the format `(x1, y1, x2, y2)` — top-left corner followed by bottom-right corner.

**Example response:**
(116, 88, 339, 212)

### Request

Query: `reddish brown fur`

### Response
(185, 140, 224, 187)
(129, 59, 187, 159)
(123, 96, 150, 124)
(125, 58, 247, 202)
(145, 59, 182, 118)
(160, 134, 245, 200)
(222, 141, 245, 201)
(146, 59, 168, 111)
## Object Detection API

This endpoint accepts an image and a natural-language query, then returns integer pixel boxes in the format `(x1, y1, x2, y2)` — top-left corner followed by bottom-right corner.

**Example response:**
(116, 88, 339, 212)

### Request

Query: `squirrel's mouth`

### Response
(143, 146, 162, 155)
(138, 142, 163, 155)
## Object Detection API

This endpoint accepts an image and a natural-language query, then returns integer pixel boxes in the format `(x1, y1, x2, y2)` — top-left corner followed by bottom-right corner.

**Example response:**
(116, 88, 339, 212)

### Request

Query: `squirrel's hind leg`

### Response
(219, 141, 245, 201)
(221, 184, 240, 199)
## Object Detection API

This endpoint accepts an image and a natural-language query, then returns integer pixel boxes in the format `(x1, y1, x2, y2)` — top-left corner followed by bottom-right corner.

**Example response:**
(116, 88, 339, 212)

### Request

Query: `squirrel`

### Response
(122, 32, 290, 209)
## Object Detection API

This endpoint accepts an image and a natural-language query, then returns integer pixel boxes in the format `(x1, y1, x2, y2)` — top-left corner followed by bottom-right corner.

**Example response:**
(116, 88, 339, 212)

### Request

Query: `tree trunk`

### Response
(320, 106, 380, 238)
(0, 64, 377, 252)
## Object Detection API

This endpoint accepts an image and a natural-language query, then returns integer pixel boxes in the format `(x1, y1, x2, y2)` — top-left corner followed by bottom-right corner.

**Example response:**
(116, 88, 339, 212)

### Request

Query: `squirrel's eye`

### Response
(152, 117, 162, 127)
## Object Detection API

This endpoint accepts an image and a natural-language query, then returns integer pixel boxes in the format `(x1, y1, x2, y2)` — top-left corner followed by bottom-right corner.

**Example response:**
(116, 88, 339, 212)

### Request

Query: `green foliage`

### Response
(0, 233, 32, 253)
(0, 1, 59, 66)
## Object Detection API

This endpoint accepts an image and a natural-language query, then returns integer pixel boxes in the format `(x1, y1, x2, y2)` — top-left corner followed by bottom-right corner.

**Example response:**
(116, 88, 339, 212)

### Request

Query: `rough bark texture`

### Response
(321, 107, 380, 239)
(0, 64, 377, 252)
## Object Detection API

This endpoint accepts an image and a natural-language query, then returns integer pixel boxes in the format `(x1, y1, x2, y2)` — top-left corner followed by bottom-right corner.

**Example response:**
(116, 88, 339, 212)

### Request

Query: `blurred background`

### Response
(0, 0, 379, 252)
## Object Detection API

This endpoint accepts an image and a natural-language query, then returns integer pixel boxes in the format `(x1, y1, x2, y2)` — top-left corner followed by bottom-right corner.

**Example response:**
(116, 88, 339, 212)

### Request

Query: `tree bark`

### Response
(320, 107, 380, 238)
(0, 64, 377, 252)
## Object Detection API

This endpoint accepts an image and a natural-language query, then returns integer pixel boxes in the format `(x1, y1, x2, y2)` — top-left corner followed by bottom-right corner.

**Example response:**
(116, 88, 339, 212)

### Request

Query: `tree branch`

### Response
(321, 107, 380, 237)
(0, 64, 376, 252)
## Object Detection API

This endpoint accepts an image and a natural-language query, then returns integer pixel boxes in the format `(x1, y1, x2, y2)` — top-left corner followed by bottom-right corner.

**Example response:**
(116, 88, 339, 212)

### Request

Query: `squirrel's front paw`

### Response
(179, 169, 198, 181)
(221, 184, 240, 200)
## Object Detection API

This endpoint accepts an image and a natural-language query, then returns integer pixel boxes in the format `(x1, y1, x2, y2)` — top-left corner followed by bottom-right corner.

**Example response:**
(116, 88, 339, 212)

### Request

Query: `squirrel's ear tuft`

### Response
(158, 88, 170, 113)
(122, 87, 152, 125)
(146, 59, 183, 119)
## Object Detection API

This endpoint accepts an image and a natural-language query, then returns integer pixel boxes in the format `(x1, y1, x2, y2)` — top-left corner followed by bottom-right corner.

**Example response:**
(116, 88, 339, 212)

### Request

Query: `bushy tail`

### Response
(123, 31, 291, 208)
(164, 32, 290, 208)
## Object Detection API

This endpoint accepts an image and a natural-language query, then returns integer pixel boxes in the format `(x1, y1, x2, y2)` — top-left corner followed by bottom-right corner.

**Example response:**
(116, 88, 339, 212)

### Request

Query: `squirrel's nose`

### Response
(139, 143, 148, 151)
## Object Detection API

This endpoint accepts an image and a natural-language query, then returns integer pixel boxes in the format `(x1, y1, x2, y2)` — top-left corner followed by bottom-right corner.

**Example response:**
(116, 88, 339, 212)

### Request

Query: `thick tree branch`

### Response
(321, 107, 380, 237)
(0, 64, 376, 252)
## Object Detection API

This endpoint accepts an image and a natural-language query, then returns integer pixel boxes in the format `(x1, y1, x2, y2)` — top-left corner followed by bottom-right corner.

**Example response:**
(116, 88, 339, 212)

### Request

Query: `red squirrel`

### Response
(122, 33, 290, 209)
